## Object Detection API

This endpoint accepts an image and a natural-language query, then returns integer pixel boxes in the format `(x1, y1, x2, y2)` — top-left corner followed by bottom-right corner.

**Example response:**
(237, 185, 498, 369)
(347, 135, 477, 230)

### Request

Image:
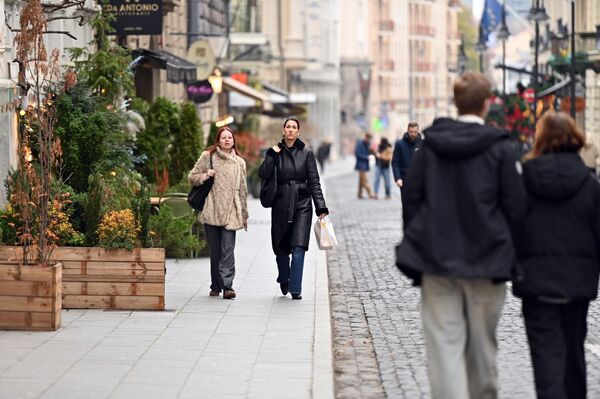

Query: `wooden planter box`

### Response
(0, 247, 165, 311)
(57, 247, 165, 310)
(0, 262, 62, 331)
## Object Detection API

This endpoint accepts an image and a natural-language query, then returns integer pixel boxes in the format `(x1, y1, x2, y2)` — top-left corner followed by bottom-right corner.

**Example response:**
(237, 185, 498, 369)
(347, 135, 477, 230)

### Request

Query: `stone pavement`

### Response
(324, 167, 600, 399)
(0, 199, 334, 399)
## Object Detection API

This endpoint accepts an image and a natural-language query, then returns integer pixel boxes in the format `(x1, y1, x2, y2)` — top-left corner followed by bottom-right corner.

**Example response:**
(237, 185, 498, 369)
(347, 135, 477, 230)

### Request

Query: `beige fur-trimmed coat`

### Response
(188, 148, 248, 231)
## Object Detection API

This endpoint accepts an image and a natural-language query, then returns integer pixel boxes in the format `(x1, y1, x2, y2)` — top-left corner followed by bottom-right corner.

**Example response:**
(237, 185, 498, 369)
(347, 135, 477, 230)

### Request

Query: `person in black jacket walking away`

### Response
(396, 72, 526, 399)
(514, 111, 600, 399)
(258, 117, 329, 300)
(392, 122, 422, 192)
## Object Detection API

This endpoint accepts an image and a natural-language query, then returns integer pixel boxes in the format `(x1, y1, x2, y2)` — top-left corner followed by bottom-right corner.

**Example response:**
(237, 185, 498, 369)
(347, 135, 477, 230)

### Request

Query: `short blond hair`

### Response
(453, 72, 492, 115)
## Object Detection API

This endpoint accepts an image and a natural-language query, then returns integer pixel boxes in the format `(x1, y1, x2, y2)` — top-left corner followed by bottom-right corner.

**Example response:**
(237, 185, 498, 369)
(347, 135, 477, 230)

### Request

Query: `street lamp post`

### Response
(458, 34, 468, 75)
(497, 1, 511, 98)
(527, 0, 549, 126)
(569, 0, 576, 118)
(475, 24, 487, 73)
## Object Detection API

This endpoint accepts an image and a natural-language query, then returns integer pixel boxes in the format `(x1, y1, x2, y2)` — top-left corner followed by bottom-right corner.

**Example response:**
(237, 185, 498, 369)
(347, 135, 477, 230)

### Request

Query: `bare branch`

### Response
(43, 0, 86, 14)
(46, 15, 84, 23)
(10, 28, 78, 40)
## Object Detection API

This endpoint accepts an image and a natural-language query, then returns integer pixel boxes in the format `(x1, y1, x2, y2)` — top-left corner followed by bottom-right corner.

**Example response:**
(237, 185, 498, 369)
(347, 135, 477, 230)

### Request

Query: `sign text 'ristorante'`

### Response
(104, 0, 163, 36)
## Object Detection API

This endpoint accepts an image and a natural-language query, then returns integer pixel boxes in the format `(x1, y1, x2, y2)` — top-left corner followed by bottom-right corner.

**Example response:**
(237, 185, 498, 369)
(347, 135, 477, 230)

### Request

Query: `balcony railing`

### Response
(410, 25, 436, 36)
(413, 62, 435, 72)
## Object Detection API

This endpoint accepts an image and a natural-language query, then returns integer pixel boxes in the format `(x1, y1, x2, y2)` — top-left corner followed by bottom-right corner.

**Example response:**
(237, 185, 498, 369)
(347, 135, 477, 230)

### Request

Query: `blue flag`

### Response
(481, 0, 503, 43)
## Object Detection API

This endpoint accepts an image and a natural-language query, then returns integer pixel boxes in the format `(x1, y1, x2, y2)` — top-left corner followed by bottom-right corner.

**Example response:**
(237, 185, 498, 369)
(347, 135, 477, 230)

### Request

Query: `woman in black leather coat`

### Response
(258, 117, 329, 299)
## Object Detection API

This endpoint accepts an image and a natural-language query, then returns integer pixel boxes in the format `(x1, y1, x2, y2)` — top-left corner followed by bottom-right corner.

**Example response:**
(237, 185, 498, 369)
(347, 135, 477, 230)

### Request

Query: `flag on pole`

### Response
(481, 0, 503, 43)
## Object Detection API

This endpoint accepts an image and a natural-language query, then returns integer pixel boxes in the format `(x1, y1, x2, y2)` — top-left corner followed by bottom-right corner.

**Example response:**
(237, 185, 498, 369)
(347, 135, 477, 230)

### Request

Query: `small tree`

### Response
(169, 102, 203, 184)
(135, 97, 179, 184)
(67, 5, 134, 105)
(11, 0, 72, 264)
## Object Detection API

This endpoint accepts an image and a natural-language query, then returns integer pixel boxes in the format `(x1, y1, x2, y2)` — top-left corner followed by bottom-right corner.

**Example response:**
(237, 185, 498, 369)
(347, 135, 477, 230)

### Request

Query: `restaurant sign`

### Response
(187, 80, 214, 104)
(104, 0, 163, 36)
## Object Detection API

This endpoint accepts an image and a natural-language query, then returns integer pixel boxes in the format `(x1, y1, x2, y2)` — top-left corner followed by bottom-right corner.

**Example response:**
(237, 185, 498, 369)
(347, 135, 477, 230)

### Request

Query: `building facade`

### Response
(260, 0, 341, 152)
(537, 0, 599, 143)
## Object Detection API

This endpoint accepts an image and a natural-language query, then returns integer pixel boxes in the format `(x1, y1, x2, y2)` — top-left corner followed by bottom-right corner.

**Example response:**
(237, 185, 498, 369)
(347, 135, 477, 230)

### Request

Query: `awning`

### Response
(132, 49, 197, 84)
(261, 82, 317, 104)
(222, 76, 270, 103)
(537, 78, 571, 97)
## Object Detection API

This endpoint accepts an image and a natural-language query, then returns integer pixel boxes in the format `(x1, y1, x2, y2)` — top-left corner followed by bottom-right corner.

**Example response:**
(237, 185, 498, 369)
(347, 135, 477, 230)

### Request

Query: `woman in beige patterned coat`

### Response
(188, 127, 248, 299)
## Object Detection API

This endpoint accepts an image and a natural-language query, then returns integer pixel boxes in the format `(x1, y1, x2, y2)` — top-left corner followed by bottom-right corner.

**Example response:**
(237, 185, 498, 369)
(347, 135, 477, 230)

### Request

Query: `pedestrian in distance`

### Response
(316, 139, 332, 172)
(514, 111, 600, 399)
(580, 134, 600, 179)
(355, 132, 376, 199)
(392, 122, 422, 193)
(373, 137, 393, 199)
(395, 72, 526, 399)
(188, 127, 249, 300)
(258, 117, 329, 300)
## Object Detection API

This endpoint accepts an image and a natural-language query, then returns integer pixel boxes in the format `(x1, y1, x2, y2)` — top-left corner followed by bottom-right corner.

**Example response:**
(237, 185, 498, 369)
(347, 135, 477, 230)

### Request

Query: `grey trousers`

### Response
(204, 224, 236, 291)
(422, 274, 506, 399)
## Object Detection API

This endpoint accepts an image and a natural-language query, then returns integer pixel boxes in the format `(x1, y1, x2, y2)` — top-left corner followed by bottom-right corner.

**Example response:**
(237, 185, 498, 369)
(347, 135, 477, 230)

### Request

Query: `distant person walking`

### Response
(580, 134, 600, 178)
(355, 132, 375, 199)
(316, 140, 332, 172)
(392, 122, 422, 193)
(258, 117, 329, 300)
(396, 72, 526, 399)
(188, 127, 249, 300)
(515, 111, 600, 399)
(373, 137, 393, 199)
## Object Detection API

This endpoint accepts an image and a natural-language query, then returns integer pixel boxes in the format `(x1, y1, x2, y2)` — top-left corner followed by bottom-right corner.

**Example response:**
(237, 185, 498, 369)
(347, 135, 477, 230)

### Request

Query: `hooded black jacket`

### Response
(513, 152, 600, 301)
(258, 138, 328, 256)
(395, 118, 526, 285)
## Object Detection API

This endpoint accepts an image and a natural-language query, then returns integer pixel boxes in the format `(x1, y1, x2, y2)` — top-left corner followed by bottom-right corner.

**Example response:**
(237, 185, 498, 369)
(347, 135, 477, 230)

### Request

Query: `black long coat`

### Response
(514, 152, 600, 301)
(258, 139, 328, 256)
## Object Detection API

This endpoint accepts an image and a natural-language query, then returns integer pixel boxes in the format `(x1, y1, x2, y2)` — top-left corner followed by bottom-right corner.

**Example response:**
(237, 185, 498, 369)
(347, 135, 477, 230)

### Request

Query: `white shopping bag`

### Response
(313, 216, 339, 250)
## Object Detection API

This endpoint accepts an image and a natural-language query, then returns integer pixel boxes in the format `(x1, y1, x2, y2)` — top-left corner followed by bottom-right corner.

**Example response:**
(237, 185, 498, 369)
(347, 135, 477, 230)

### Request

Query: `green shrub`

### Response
(0, 204, 19, 245)
(135, 97, 179, 184)
(169, 102, 203, 184)
(55, 84, 131, 193)
(148, 206, 203, 259)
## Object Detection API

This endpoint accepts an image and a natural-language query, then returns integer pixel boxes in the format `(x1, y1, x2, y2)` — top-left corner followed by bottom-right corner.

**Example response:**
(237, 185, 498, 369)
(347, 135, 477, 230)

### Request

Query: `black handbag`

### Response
(260, 159, 278, 208)
(188, 153, 214, 210)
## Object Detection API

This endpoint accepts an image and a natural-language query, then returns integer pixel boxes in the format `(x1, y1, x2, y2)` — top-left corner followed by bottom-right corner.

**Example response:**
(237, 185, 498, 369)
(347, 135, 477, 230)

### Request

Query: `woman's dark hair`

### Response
(525, 111, 585, 160)
(207, 126, 238, 154)
(378, 137, 391, 151)
(283, 117, 300, 129)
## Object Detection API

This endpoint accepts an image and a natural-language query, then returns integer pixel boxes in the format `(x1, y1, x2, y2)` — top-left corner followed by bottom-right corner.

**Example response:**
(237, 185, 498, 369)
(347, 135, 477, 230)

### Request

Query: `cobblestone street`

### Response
(325, 170, 600, 398)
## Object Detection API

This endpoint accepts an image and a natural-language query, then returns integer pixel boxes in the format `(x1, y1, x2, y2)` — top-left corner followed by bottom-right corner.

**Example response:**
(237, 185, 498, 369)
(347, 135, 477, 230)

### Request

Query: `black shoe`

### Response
(280, 282, 289, 296)
(291, 293, 302, 300)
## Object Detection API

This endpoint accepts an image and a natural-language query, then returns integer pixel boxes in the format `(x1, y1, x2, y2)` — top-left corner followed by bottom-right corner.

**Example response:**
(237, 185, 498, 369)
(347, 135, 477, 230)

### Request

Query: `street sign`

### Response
(187, 41, 216, 81)
(103, 0, 163, 36)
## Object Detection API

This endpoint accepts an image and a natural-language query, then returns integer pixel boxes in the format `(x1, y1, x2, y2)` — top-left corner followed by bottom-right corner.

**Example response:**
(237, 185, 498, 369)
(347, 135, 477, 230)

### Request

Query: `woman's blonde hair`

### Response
(525, 111, 585, 160)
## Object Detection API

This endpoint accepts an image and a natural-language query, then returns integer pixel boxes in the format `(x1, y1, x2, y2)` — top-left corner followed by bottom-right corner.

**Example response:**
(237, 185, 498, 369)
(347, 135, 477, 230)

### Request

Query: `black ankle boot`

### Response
(291, 293, 302, 300)
(280, 281, 288, 295)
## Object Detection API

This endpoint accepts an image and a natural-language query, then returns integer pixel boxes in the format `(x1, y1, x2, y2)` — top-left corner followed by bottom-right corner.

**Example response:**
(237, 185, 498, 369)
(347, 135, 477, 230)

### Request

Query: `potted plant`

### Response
(0, 0, 68, 331)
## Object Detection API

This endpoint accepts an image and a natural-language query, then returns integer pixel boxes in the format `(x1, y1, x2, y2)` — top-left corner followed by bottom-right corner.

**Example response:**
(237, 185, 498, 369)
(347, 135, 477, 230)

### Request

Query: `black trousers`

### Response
(522, 299, 589, 399)
(204, 224, 236, 291)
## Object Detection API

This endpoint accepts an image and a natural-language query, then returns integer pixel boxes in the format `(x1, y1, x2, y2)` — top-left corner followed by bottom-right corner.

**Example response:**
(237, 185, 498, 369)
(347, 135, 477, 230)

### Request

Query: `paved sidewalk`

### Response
(0, 199, 334, 399)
